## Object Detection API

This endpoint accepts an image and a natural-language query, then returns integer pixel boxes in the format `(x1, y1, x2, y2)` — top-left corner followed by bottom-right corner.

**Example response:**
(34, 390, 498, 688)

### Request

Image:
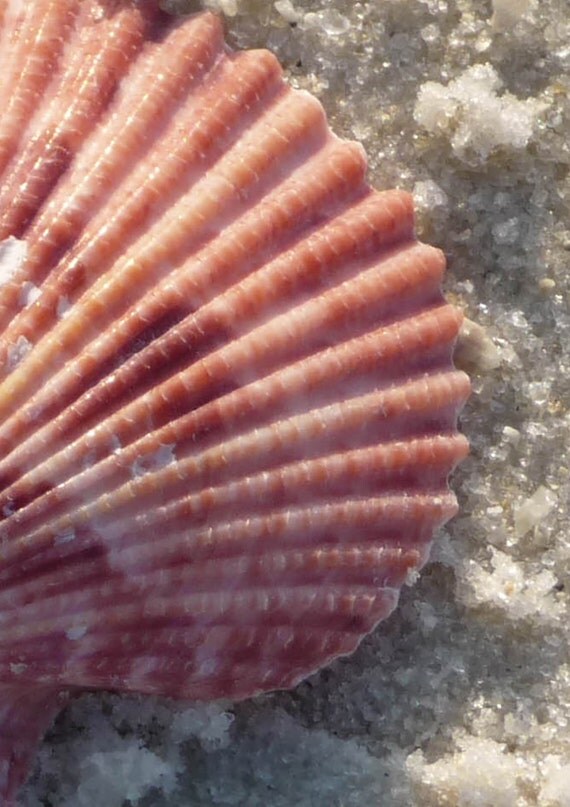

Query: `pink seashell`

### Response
(0, 1, 470, 801)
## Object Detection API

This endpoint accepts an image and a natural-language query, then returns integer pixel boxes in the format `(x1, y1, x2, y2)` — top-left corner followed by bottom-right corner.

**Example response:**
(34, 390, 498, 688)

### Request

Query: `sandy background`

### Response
(23, 0, 569, 804)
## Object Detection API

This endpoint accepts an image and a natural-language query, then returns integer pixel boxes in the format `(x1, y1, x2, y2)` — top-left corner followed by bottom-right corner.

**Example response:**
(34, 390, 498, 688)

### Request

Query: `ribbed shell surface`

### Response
(0, 1, 470, 802)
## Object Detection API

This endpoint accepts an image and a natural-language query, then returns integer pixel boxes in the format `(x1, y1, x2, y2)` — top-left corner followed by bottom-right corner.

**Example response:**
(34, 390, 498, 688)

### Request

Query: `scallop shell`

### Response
(0, 1, 470, 800)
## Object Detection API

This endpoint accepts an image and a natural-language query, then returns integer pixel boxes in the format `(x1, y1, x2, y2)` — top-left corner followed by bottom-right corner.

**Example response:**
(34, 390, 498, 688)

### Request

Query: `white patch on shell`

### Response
(131, 443, 177, 478)
(23, 401, 45, 423)
(57, 296, 71, 318)
(0, 236, 27, 286)
(66, 625, 88, 641)
(9, 662, 27, 675)
(54, 528, 76, 545)
(94, 519, 125, 543)
(196, 657, 221, 678)
(129, 656, 160, 687)
(7, 335, 32, 369)
(19, 281, 41, 307)
(82, 450, 97, 471)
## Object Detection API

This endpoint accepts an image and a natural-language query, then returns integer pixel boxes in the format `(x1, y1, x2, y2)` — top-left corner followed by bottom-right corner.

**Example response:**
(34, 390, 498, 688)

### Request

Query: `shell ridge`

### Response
(1, 583, 402, 639)
(0, 0, 162, 239)
(0, 546, 421, 622)
(6, 370, 469, 534)
(22, 12, 227, 271)
(0, 135, 368, 443)
(0, 44, 286, 355)
(0, 62, 368, 386)
(0, 0, 79, 180)
(0, 87, 336, 384)
(10, 433, 469, 553)
(1, 186, 408, 442)
(0, 493, 459, 597)
(0, 302, 465, 518)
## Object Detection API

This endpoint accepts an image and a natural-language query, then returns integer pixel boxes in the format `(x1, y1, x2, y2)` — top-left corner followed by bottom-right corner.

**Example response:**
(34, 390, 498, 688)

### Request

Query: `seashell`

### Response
(0, 1, 470, 801)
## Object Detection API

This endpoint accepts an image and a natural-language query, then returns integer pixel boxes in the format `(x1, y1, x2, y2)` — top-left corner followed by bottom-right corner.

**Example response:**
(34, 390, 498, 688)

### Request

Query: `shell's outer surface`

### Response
(0, 0, 470, 801)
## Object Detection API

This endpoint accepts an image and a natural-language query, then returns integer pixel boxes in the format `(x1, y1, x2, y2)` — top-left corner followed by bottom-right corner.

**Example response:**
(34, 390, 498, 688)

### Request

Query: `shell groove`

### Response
(0, 1, 470, 801)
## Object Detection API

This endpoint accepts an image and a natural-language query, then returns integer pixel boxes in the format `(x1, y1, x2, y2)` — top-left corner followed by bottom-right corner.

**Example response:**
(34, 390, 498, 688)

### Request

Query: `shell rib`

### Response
(0, 1, 470, 802)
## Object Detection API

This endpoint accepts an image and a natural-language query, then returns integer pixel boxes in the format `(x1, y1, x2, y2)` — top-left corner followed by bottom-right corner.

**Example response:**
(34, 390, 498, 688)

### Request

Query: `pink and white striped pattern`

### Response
(0, 2, 469, 801)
